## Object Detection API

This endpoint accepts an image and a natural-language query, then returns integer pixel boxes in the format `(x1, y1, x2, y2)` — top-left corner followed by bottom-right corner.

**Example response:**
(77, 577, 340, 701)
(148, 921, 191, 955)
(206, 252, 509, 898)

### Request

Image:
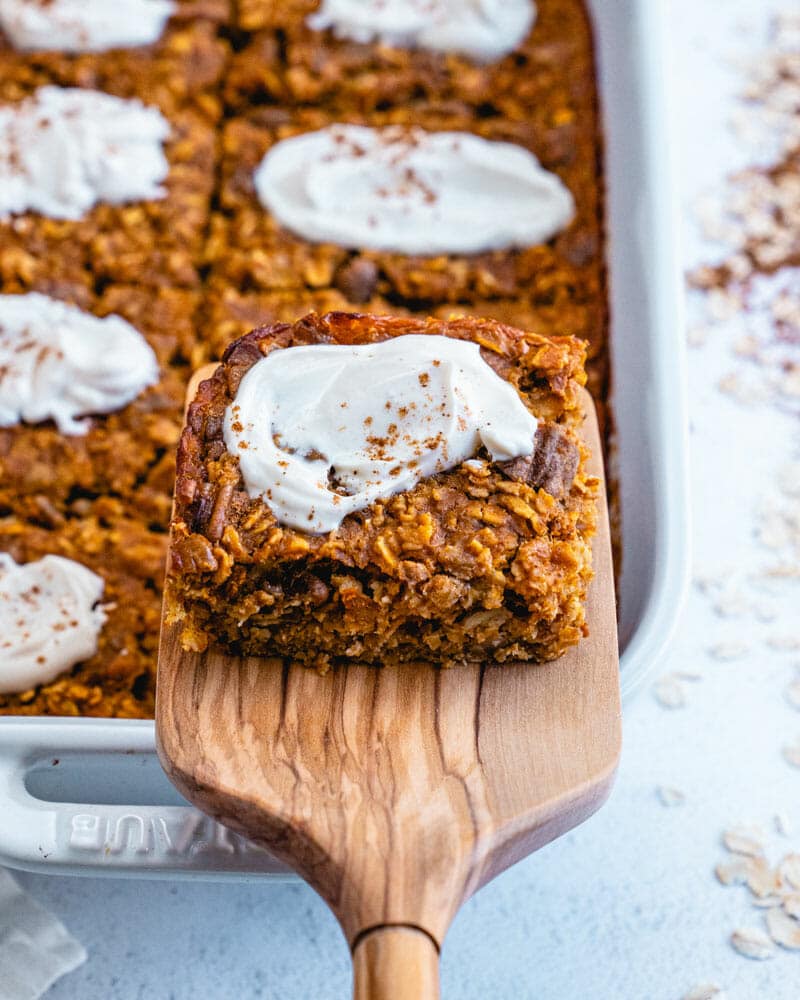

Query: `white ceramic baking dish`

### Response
(0, 0, 689, 880)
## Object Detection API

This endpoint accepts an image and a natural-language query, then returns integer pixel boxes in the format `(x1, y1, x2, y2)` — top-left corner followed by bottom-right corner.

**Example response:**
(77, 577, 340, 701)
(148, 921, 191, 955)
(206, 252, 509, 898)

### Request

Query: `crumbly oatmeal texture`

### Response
(0, 0, 607, 716)
(167, 313, 598, 669)
(0, 14, 228, 121)
(0, 103, 217, 292)
(0, 286, 197, 527)
(0, 498, 166, 717)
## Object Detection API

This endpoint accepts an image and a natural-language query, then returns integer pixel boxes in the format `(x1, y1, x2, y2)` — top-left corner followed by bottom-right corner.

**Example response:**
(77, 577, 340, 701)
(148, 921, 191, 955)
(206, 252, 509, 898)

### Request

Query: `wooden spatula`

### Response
(156, 371, 621, 1000)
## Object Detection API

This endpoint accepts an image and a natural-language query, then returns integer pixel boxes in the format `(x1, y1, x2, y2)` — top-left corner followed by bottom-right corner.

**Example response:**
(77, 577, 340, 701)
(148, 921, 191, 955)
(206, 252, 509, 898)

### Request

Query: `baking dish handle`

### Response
(0, 722, 293, 880)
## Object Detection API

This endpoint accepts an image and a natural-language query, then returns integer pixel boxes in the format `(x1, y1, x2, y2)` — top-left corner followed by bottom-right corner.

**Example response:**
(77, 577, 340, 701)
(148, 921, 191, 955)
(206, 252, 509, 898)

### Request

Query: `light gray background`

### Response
(15, 1, 800, 996)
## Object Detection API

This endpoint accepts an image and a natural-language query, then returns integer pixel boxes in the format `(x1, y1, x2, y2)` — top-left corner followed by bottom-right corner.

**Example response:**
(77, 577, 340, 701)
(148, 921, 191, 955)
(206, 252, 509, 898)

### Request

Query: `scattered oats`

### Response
(786, 680, 800, 711)
(682, 985, 725, 1000)
(716, 857, 751, 886)
(718, 372, 764, 404)
(766, 907, 800, 950)
(694, 24, 800, 970)
(782, 741, 800, 768)
(688, 262, 719, 290)
(653, 675, 687, 709)
(778, 368, 800, 398)
(779, 853, 800, 890)
(784, 894, 800, 919)
(723, 825, 767, 857)
(693, 572, 724, 595)
(712, 593, 749, 618)
(746, 856, 782, 898)
(730, 927, 775, 960)
(687, 325, 713, 348)
(767, 635, 800, 652)
(727, 252, 753, 280)
(708, 641, 750, 662)
(757, 563, 800, 582)
(734, 334, 761, 358)
(752, 895, 784, 908)
(708, 288, 742, 321)
(657, 786, 686, 807)
(772, 291, 800, 327)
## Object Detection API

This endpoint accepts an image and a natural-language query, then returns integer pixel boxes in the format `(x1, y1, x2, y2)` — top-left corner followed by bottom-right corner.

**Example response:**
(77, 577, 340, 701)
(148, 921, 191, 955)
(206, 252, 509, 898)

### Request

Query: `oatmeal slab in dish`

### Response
(0, 93, 216, 292)
(0, 0, 610, 721)
(0, 2, 229, 120)
(206, 101, 605, 395)
(0, 285, 199, 527)
(225, 0, 593, 120)
(0, 499, 167, 718)
(167, 312, 598, 669)
(209, 106, 599, 300)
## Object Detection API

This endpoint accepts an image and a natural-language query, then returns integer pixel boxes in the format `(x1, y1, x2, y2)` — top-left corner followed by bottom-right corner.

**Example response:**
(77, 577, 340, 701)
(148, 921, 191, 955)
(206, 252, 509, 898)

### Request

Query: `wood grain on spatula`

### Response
(157, 368, 621, 1000)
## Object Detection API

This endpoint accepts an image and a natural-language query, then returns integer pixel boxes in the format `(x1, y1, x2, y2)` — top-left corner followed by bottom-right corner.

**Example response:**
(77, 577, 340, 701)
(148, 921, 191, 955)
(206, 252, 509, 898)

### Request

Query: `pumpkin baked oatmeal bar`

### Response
(225, 0, 595, 121)
(0, 285, 198, 527)
(0, 499, 166, 718)
(0, 2, 230, 120)
(0, 96, 217, 292)
(207, 104, 602, 304)
(205, 103, 604, 400)
(167, 312, 598, 669)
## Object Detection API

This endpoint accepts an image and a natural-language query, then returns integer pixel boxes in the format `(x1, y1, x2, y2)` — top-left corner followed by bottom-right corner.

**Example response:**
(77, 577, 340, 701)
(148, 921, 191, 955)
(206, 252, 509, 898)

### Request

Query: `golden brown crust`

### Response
(167, 312, 597, 669)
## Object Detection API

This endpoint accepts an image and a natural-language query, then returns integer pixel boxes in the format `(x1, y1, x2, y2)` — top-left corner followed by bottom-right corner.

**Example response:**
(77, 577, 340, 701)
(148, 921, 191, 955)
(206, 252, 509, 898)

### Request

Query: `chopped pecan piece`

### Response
(498, 425, 579, 499)
(170, 533, 218, 575)
(335, 258, 379, 303)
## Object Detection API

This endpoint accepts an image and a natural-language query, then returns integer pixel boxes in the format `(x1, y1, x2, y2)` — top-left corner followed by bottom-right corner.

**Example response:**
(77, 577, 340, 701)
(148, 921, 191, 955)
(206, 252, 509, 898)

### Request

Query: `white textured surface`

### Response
(12, 1, 800, 996)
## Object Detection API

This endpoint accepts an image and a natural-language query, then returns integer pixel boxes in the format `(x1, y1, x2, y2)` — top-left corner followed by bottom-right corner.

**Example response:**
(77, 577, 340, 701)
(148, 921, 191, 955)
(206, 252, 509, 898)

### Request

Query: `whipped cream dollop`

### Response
(224, 334, 538, 533)
(308, 0, 536, 62)
(0, 86, 170, 220)
(0, 293, 159, 435)
(0, 0, 176, 53)
(0, 553, 106, 695)
(254, 125, 574, 256)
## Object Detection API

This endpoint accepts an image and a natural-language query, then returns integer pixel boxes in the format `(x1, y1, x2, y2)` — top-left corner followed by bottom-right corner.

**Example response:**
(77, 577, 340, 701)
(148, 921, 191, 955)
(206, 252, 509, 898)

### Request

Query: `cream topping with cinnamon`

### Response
(0, 0, 175, 53)
(307, 0, 536, 62)
(0, 293, 159, 435)
(0, 87, 170, 220)
(0, 553, 106, 695)
(223, 334, 538, 533)
(254, 125, 574, 255)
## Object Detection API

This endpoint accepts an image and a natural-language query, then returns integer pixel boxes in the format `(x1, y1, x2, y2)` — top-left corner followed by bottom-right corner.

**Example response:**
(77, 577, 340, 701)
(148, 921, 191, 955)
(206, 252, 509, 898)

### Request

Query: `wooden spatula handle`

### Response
(352, 926, 440, 1000)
